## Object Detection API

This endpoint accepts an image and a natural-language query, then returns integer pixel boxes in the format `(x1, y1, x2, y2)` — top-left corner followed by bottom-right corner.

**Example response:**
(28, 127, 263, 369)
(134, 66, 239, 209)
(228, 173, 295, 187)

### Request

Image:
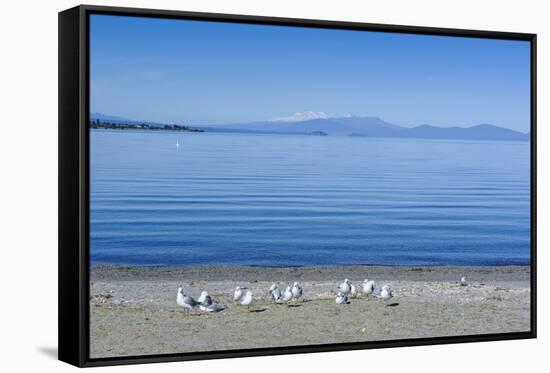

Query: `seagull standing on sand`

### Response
(336, 292, 350, 304)
(291, 282, 303, 302)
(240, 290, 253, 310)
(177, 287, 199, 316)
(339, 279, 352, 295)
(233, 286, 244, 303)
(198, 291, 226, 312)
(268, 284, 282, 303)
(362, 279, 376, 296)
(378, 285, 394, 303)
(282, 285, 293, 303)
(460, 277, 468, 287)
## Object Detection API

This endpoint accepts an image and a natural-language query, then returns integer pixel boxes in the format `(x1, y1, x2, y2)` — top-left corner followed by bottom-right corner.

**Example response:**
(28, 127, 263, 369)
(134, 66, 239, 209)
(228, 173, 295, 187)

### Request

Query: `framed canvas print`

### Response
(58, 5, 537, 367)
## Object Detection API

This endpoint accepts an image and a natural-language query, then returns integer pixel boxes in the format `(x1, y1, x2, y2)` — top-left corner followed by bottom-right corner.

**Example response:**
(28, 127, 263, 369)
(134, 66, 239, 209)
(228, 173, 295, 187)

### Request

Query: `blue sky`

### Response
(90, 15, 531, 132)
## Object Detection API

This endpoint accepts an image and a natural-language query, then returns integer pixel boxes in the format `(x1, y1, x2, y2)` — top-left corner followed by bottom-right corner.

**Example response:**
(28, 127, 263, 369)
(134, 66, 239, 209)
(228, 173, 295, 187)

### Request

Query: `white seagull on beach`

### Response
(198, 291, 226, 312)
(240, 290, 253, 310)
(376, 285, 394, 303)
(339, 279, 352, 294)
(198, 290, 208, 305)
(291, 282, 303, 301)
(233, 286, 244, 303)
(268, 283, 282, 303)
(336, 292, 350, 304)
(362, 279, 376, 296)
(460, 277, 468, 287)
(282, 285, 293, 303)
(177, 287, 199, 316)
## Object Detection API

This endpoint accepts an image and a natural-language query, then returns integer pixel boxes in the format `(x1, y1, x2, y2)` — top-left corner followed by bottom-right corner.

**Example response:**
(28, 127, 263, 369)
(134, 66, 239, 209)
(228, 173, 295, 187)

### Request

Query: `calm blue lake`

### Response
(90, 130, 530, 266)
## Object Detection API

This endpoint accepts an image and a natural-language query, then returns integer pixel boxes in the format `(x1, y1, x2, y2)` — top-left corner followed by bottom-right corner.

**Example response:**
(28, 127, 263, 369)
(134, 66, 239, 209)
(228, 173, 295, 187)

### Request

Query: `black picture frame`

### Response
(58, 4, 537, 368)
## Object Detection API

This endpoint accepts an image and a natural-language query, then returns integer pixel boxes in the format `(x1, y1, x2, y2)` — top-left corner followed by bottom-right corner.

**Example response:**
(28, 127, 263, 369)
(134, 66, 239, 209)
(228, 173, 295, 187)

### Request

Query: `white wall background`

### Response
(0, 0, 546, 371)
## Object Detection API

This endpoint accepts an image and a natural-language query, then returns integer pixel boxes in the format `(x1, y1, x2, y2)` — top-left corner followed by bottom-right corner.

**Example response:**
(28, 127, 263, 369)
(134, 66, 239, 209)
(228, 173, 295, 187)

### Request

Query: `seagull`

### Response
(198, 290, 209, 305)
(350, 283, 358, 298)
(378, 285, 394, 303)
(362, 279, 376, 296)
(198, 291, 226, 312)
(460, 277, 468, 287)
(240, 290, 253, 310)
(291, 282, 303, 302)
(233, 286, 244, 303)
(176, 287, 199, 316)
(282, 285, 293, 303)
(336, 292, 350, 304)
(268, 283, 282, 303)
(339, 279, 352, 294)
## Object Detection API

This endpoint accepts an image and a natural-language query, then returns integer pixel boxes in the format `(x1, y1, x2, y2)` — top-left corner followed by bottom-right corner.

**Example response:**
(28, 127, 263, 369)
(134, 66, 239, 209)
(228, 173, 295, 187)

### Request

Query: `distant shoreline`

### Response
(90, 263, 530, 284)
(90, 113, 530, 141)
(89, 122, 529, 141)
(89, 121, 204, 132)
(89, 261, 531, 270)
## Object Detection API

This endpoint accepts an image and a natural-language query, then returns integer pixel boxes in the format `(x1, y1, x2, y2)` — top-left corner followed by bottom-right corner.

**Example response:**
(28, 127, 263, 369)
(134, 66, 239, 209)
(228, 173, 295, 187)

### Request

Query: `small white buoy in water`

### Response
(461, 276, 468, 287)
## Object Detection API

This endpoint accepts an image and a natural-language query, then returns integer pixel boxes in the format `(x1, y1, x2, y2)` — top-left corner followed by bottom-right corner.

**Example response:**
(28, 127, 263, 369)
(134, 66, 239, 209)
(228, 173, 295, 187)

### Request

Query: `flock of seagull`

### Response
(334, 278, 395, 304)
(177, 276, 469, 315)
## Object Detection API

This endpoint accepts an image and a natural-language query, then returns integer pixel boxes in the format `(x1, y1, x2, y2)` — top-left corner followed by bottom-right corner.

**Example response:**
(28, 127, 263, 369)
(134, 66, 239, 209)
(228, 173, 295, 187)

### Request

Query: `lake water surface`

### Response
(90, 130, 530, 266)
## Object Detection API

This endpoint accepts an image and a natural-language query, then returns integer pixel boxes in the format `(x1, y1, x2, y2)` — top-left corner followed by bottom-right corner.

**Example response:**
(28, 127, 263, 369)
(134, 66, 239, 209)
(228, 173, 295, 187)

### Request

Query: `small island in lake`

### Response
(308, 130, 328, 136)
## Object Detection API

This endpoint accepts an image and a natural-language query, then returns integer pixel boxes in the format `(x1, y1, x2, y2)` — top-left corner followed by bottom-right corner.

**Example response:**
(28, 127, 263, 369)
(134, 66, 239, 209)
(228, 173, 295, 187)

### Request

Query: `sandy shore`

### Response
(90, 265, 531, 358)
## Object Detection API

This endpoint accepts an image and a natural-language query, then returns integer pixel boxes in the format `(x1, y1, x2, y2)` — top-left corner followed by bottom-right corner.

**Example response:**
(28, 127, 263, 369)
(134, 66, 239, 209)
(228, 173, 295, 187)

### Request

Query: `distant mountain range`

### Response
(200, 116, 529, 141)
(91, 113, 529, 141)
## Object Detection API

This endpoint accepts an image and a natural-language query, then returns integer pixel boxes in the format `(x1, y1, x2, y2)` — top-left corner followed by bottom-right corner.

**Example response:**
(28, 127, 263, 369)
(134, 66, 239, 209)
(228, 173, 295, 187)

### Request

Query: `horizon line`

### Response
(90, 112, 530, 134)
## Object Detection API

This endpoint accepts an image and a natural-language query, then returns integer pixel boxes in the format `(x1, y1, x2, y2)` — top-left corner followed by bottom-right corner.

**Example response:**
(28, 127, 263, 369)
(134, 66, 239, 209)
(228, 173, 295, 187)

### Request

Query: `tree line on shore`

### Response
(89, 119, 204, 132)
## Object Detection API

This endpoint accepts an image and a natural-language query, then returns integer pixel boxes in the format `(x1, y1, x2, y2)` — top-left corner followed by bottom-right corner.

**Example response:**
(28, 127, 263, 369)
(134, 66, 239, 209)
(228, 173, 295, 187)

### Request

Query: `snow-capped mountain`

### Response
(270, 111, 329, 122)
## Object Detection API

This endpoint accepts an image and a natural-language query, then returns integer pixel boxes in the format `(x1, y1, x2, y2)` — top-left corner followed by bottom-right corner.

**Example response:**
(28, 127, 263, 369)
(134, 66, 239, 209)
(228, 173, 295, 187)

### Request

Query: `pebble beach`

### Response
(89, 264, 531, 358)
